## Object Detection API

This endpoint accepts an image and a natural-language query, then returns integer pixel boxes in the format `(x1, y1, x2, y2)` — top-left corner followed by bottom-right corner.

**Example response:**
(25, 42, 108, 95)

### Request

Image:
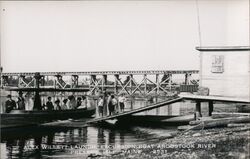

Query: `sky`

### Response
(0, 0, 249, 72)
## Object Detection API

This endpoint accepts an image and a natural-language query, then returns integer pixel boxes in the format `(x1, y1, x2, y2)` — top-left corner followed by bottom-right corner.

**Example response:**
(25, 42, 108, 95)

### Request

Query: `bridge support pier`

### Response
(33, 73, 42, 110)
(90, 75, 97, 94)
(18, 75, 26, 87)
(71, 75, 79, 88)
(102, 75, 107, 92)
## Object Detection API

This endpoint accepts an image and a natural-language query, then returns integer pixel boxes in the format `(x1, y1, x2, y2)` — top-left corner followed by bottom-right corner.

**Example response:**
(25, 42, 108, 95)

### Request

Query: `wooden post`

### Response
(102, 75, 107, 92)
(53, 76, 57, 89)
(40, 75, 45, 87)
(130, 74, 133, 94)
(185, 73, 188, 85)
(55, 75, 61, 88)
(144, 74, 147, 95)
(71, 75, 79, 88)
(156, 74, 159, 95)
(208, 101, 214, 116)
(195, 100, 202, 119)
(168, 74, 172, 92)
(130, 96, 134, 110)
(33, 73, 42, 110)
(155, 96, 159, 115)
(18, 75, 24, 87)
(90, 75, 96, 95)
(113, 75, 118, 94)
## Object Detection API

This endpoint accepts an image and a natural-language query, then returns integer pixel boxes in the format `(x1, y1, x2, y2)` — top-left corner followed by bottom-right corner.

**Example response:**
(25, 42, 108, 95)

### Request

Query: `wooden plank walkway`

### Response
(86, 97, 183, 124)
(179, 94, 250, 103)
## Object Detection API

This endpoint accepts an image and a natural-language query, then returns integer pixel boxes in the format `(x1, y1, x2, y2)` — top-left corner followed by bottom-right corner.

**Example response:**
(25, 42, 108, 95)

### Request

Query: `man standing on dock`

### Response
(5, 95, 16, 113)
(110, 95, 118, 115)
(98, 95, 104, 117)
(118, 94, 126, 112)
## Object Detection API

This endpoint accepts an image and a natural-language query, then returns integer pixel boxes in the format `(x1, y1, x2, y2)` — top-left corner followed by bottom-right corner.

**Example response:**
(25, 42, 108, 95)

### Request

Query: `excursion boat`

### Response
(1, 86, 95, 129)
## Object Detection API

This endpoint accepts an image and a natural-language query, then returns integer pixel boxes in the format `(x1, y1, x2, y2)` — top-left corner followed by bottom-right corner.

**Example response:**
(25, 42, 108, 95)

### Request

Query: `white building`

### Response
(197, 46, 250, 100)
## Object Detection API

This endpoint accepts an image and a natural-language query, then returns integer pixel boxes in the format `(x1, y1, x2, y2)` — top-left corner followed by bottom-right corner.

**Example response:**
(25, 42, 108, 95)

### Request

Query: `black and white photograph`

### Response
(0, 0, 249, 158)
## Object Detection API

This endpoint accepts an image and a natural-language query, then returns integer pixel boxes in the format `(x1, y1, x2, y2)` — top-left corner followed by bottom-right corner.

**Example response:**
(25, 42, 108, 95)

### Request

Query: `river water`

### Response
(0, 122, 178, 158)
(0, 93, 236, 159)
(0, 95, 183, 159)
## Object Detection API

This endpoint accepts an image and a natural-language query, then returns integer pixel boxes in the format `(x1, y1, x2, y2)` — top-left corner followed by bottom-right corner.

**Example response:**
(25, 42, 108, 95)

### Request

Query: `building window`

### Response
(211, 55, 224, 73)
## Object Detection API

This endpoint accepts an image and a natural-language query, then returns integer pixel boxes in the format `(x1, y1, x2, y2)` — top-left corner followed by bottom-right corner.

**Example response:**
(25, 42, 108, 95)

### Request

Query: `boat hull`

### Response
(116, 115, 194, 126)
(0, 108, 95, 129)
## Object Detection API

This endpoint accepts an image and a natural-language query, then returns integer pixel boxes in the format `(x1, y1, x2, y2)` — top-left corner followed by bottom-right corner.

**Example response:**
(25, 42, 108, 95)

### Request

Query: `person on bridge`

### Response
(5, 95, 16, 113)
(46, 96, 54, 111)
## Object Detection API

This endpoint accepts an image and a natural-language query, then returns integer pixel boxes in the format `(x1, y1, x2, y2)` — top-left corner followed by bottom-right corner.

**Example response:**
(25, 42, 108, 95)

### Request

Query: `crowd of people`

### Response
(97, 93, 126, 117)
(42, 95, 87, 111)
(4, 91, 126, 116)
(4, 92, 88, 113)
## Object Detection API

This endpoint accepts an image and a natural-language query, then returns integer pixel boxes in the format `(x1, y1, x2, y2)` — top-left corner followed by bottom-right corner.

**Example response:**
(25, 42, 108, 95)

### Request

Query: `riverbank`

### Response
(96, 124, 250, 159)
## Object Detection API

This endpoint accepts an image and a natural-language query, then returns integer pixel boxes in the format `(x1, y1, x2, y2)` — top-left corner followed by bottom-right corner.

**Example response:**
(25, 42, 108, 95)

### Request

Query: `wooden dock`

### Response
(87, 94, 250, 124)
(86, 97, 183, 124)
(179, 94, 250, 103)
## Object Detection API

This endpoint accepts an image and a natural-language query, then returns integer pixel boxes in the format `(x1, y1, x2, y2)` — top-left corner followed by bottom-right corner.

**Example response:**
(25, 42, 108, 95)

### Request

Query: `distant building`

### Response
(196, 46, 250, 99)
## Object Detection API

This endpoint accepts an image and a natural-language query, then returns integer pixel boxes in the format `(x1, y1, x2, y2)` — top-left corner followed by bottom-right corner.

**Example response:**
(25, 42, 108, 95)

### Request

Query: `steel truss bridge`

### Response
(1, 70, 199, 96)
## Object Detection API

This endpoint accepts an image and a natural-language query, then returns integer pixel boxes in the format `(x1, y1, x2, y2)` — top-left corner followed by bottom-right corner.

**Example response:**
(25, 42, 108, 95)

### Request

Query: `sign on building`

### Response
(211, 55, 224, 73)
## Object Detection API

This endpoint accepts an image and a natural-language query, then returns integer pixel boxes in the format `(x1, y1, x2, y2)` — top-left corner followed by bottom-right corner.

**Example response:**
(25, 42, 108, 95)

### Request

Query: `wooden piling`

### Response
(195, 100, 202, 119)
(208, 101, 214, 116)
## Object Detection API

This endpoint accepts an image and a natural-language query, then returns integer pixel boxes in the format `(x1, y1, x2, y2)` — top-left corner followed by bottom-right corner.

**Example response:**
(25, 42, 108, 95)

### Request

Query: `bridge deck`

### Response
(2, 70, 199, 76)
(4, 87, 90, 92)
(86, 97, 183, 124)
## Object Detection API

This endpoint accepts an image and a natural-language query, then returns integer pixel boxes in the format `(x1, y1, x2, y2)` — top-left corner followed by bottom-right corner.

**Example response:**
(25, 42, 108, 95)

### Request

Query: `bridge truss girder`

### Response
(1, 70, 199, 96)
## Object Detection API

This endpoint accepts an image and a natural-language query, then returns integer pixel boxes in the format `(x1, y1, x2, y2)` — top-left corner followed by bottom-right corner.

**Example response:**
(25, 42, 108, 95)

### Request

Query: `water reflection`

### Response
(1, 125, 176, 158)
(1, 97, 182, 158)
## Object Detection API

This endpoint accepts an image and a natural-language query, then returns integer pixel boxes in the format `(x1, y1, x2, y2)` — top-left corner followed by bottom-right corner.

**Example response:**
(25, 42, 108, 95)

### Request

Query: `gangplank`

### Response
(87, 94, 250, 124)
(179, 94, 250, 104)
(86, 96, 183, 124)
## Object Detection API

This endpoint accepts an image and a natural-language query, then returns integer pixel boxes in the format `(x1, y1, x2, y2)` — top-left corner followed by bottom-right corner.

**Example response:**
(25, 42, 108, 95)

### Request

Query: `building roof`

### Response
(196, 46, 250, 52)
